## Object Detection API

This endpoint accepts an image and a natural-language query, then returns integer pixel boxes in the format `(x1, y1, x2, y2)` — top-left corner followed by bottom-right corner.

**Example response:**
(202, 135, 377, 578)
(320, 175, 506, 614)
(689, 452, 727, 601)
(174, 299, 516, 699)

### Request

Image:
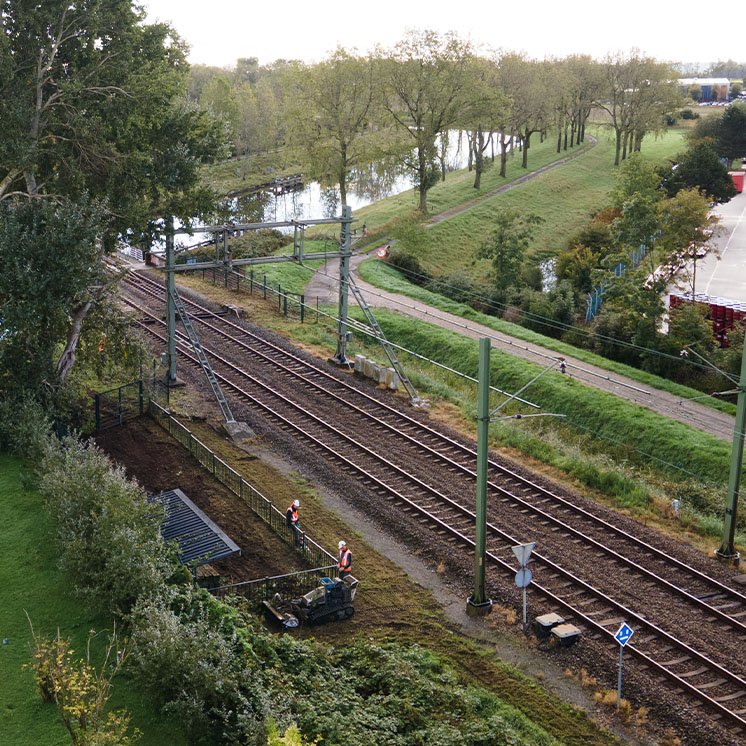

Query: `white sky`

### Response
(139, 0, 745, 70)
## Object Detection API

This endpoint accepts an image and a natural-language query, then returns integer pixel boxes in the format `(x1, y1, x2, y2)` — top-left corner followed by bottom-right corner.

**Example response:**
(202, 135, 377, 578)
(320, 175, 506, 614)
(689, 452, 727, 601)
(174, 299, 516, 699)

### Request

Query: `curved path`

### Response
(304, 148, 739, 443)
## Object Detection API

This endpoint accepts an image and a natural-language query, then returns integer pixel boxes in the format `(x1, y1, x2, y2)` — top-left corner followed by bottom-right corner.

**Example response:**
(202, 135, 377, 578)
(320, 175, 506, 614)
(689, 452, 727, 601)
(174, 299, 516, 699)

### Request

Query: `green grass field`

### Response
(0, 456, 185, 745)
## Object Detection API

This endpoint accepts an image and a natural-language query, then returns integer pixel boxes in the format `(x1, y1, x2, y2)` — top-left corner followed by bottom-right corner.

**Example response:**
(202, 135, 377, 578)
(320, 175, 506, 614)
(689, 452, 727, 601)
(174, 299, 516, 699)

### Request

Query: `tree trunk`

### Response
(417, 146, 428, 213)
(614, 129, 622, 166)
(55, 300, 93, 385)
(500, 134, 508, 177)
(522, 129, 531, 169)
(473, 129, 484, 189)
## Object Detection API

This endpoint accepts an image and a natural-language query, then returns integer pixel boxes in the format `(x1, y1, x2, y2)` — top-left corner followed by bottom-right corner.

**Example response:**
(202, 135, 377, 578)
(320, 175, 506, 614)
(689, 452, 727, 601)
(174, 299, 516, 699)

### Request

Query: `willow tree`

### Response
(376, 30, 475, 213)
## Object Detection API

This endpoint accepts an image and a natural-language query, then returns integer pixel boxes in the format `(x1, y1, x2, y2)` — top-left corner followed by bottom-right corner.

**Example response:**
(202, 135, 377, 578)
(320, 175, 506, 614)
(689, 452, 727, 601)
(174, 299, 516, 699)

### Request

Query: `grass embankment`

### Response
(0, 455, 185, 745)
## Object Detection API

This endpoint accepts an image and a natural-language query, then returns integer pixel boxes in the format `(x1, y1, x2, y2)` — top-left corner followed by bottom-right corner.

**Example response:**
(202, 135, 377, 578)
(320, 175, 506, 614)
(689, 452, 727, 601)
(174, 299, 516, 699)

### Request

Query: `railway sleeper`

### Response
(714, 690, 746, 702)
(695, 677, 727, 690)
(661, 656, 692, 666)
(679, 666, 709, 679)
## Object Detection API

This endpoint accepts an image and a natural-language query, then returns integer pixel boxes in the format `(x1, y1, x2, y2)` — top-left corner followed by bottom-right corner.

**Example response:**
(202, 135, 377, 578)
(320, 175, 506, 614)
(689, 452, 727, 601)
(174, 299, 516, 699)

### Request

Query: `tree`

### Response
(498, 54, 550, 170)
(377, 30, 474, 213)
(716, 101, 746, 167)
(658, 187, 718, 298)
(458, 57, 510, 189)
(0, 197, 109, 396)
(0, 1, 225, 392)
(661, 141, 737, 203)
(477, 210, 543, 298)
(282, 49, 376, 207)
(596, 52, 678, 165)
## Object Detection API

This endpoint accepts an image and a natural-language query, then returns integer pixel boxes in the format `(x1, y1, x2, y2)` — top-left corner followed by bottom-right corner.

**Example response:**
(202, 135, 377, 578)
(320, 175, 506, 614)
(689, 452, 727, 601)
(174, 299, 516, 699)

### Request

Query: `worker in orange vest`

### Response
(337, 539, 352, 578)
(286, 499, 301, 547)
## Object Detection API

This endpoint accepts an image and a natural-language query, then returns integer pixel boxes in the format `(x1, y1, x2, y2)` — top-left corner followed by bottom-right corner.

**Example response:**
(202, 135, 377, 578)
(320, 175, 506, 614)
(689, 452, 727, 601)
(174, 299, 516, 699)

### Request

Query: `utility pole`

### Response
(717, 339, 746, 561)
(467, 337, 492, 613)
(165, 217, 177, 384)
(467, 339, 564, 615)
(332, 205, 353, 365)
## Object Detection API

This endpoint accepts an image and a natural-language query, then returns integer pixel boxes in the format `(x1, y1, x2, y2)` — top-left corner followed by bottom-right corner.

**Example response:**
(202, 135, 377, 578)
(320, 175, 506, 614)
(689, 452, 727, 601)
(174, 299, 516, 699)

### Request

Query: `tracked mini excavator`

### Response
(263, 576, 358, 629)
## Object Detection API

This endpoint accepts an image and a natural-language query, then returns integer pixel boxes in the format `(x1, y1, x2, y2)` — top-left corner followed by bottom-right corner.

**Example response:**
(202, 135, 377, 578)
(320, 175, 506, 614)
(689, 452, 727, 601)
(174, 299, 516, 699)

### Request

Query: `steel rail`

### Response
(127, 298, 746, 728)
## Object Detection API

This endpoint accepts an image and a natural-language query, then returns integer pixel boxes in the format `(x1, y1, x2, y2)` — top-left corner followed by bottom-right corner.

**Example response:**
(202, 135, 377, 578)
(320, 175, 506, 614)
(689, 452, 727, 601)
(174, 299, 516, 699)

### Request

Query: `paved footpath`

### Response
(303, 149, 740, 443)
(305, 252, 736, 443)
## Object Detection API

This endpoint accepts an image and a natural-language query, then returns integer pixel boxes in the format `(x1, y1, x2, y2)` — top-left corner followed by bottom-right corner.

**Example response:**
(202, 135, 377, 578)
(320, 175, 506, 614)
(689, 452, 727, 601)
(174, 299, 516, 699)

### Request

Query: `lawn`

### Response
(0, 455, 185, 745)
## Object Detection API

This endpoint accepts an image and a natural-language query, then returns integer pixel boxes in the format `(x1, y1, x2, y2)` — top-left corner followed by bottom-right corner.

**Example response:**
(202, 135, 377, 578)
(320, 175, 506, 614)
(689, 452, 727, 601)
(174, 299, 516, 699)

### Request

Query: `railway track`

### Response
(121, 270, 746, 735)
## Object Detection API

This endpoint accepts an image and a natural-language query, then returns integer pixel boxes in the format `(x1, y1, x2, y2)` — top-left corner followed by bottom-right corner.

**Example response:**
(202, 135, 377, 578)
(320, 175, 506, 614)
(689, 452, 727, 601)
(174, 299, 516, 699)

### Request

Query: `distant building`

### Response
(678, 77, 731, 101)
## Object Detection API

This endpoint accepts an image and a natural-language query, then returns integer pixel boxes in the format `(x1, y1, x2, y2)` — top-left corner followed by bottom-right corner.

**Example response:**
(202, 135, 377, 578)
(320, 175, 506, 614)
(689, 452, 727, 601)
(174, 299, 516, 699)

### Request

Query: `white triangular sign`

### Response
(511, 542, 536, 567)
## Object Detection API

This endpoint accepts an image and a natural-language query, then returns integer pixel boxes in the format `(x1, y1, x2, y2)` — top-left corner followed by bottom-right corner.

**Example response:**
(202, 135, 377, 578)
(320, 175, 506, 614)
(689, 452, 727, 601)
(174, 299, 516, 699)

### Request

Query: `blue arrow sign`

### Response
(615, 623, 634, 647)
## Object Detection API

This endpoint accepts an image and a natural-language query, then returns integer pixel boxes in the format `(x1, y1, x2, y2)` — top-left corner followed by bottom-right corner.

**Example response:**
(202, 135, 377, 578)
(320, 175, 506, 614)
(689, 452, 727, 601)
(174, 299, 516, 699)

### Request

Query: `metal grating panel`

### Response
(149, 488, 240, 566)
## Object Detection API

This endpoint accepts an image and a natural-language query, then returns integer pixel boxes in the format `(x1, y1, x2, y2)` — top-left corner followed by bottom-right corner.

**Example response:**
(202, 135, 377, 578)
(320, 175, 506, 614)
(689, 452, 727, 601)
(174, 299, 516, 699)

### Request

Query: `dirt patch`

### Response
(94, 416, 307, 581)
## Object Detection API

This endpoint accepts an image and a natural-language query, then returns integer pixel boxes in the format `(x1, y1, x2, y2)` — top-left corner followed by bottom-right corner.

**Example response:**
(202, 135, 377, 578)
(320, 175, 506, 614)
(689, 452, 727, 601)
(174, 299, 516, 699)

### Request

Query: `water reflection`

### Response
(206, 130, 479, 228)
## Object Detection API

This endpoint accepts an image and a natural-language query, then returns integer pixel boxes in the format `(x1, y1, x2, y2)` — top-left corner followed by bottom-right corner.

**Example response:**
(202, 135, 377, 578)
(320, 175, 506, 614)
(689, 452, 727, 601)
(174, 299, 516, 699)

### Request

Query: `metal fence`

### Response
(214, 566, 336, 604)
(94, 381, 145, 431)
(149, 401, 337, 573)
(188, 266, 311, 322)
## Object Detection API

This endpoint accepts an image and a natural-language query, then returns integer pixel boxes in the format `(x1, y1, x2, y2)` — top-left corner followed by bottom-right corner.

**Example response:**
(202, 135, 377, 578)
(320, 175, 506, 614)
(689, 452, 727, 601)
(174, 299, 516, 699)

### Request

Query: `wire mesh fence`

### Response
(94, 381, 145, 431)
(186, 266, 311, 322)
(149, 402, 337, 573)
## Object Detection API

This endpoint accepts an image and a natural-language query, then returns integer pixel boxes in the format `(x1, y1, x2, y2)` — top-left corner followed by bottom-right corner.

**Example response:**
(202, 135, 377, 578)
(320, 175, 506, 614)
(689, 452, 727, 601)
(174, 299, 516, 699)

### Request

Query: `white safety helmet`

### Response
(338, 540, 347, 549)
(293, 499, 300, 507)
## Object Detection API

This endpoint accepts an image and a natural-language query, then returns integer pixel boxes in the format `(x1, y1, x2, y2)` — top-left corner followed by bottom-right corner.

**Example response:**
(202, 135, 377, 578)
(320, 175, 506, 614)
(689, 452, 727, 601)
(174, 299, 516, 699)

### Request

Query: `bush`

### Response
(39, 436, 173, 614)
(387, 251, 430, 286)
(129, 589, 270, 745)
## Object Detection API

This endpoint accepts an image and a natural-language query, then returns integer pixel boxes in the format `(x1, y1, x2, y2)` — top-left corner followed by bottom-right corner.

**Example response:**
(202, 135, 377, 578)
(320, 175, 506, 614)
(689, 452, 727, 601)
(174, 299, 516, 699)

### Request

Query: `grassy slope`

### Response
(211, 125, 743, 541)
(0, 455, 185, 745)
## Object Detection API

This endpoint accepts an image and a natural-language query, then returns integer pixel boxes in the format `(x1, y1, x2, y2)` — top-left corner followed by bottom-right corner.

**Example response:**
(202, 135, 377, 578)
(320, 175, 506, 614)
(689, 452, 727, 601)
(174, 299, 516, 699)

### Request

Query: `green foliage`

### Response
(0, 196, 108, 396)
(38, 436, 173, 615)
(28, 627, 140, 746)
(476, 210, 544, 298)
(270, 637, 560, 746)
(661, 141, 737, 202)
(390, 213, 430, 255)
(128, 589, 270, 745)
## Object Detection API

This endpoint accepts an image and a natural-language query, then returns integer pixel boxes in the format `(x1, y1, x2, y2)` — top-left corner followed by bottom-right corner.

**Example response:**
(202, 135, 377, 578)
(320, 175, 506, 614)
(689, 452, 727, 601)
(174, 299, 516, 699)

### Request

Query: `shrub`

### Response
(128, 588, 270, 745)
(39, 436, 172, 614)
(28, 625, 139, 745)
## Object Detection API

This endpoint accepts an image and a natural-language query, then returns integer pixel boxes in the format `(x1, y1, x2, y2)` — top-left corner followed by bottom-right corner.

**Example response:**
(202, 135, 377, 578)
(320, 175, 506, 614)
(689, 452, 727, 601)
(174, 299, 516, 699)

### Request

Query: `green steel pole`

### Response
(468, 337, 492, 610)
(333, 205, 352, 364)
(717, 340, 746, 561)
(165, 219, 177, 384)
